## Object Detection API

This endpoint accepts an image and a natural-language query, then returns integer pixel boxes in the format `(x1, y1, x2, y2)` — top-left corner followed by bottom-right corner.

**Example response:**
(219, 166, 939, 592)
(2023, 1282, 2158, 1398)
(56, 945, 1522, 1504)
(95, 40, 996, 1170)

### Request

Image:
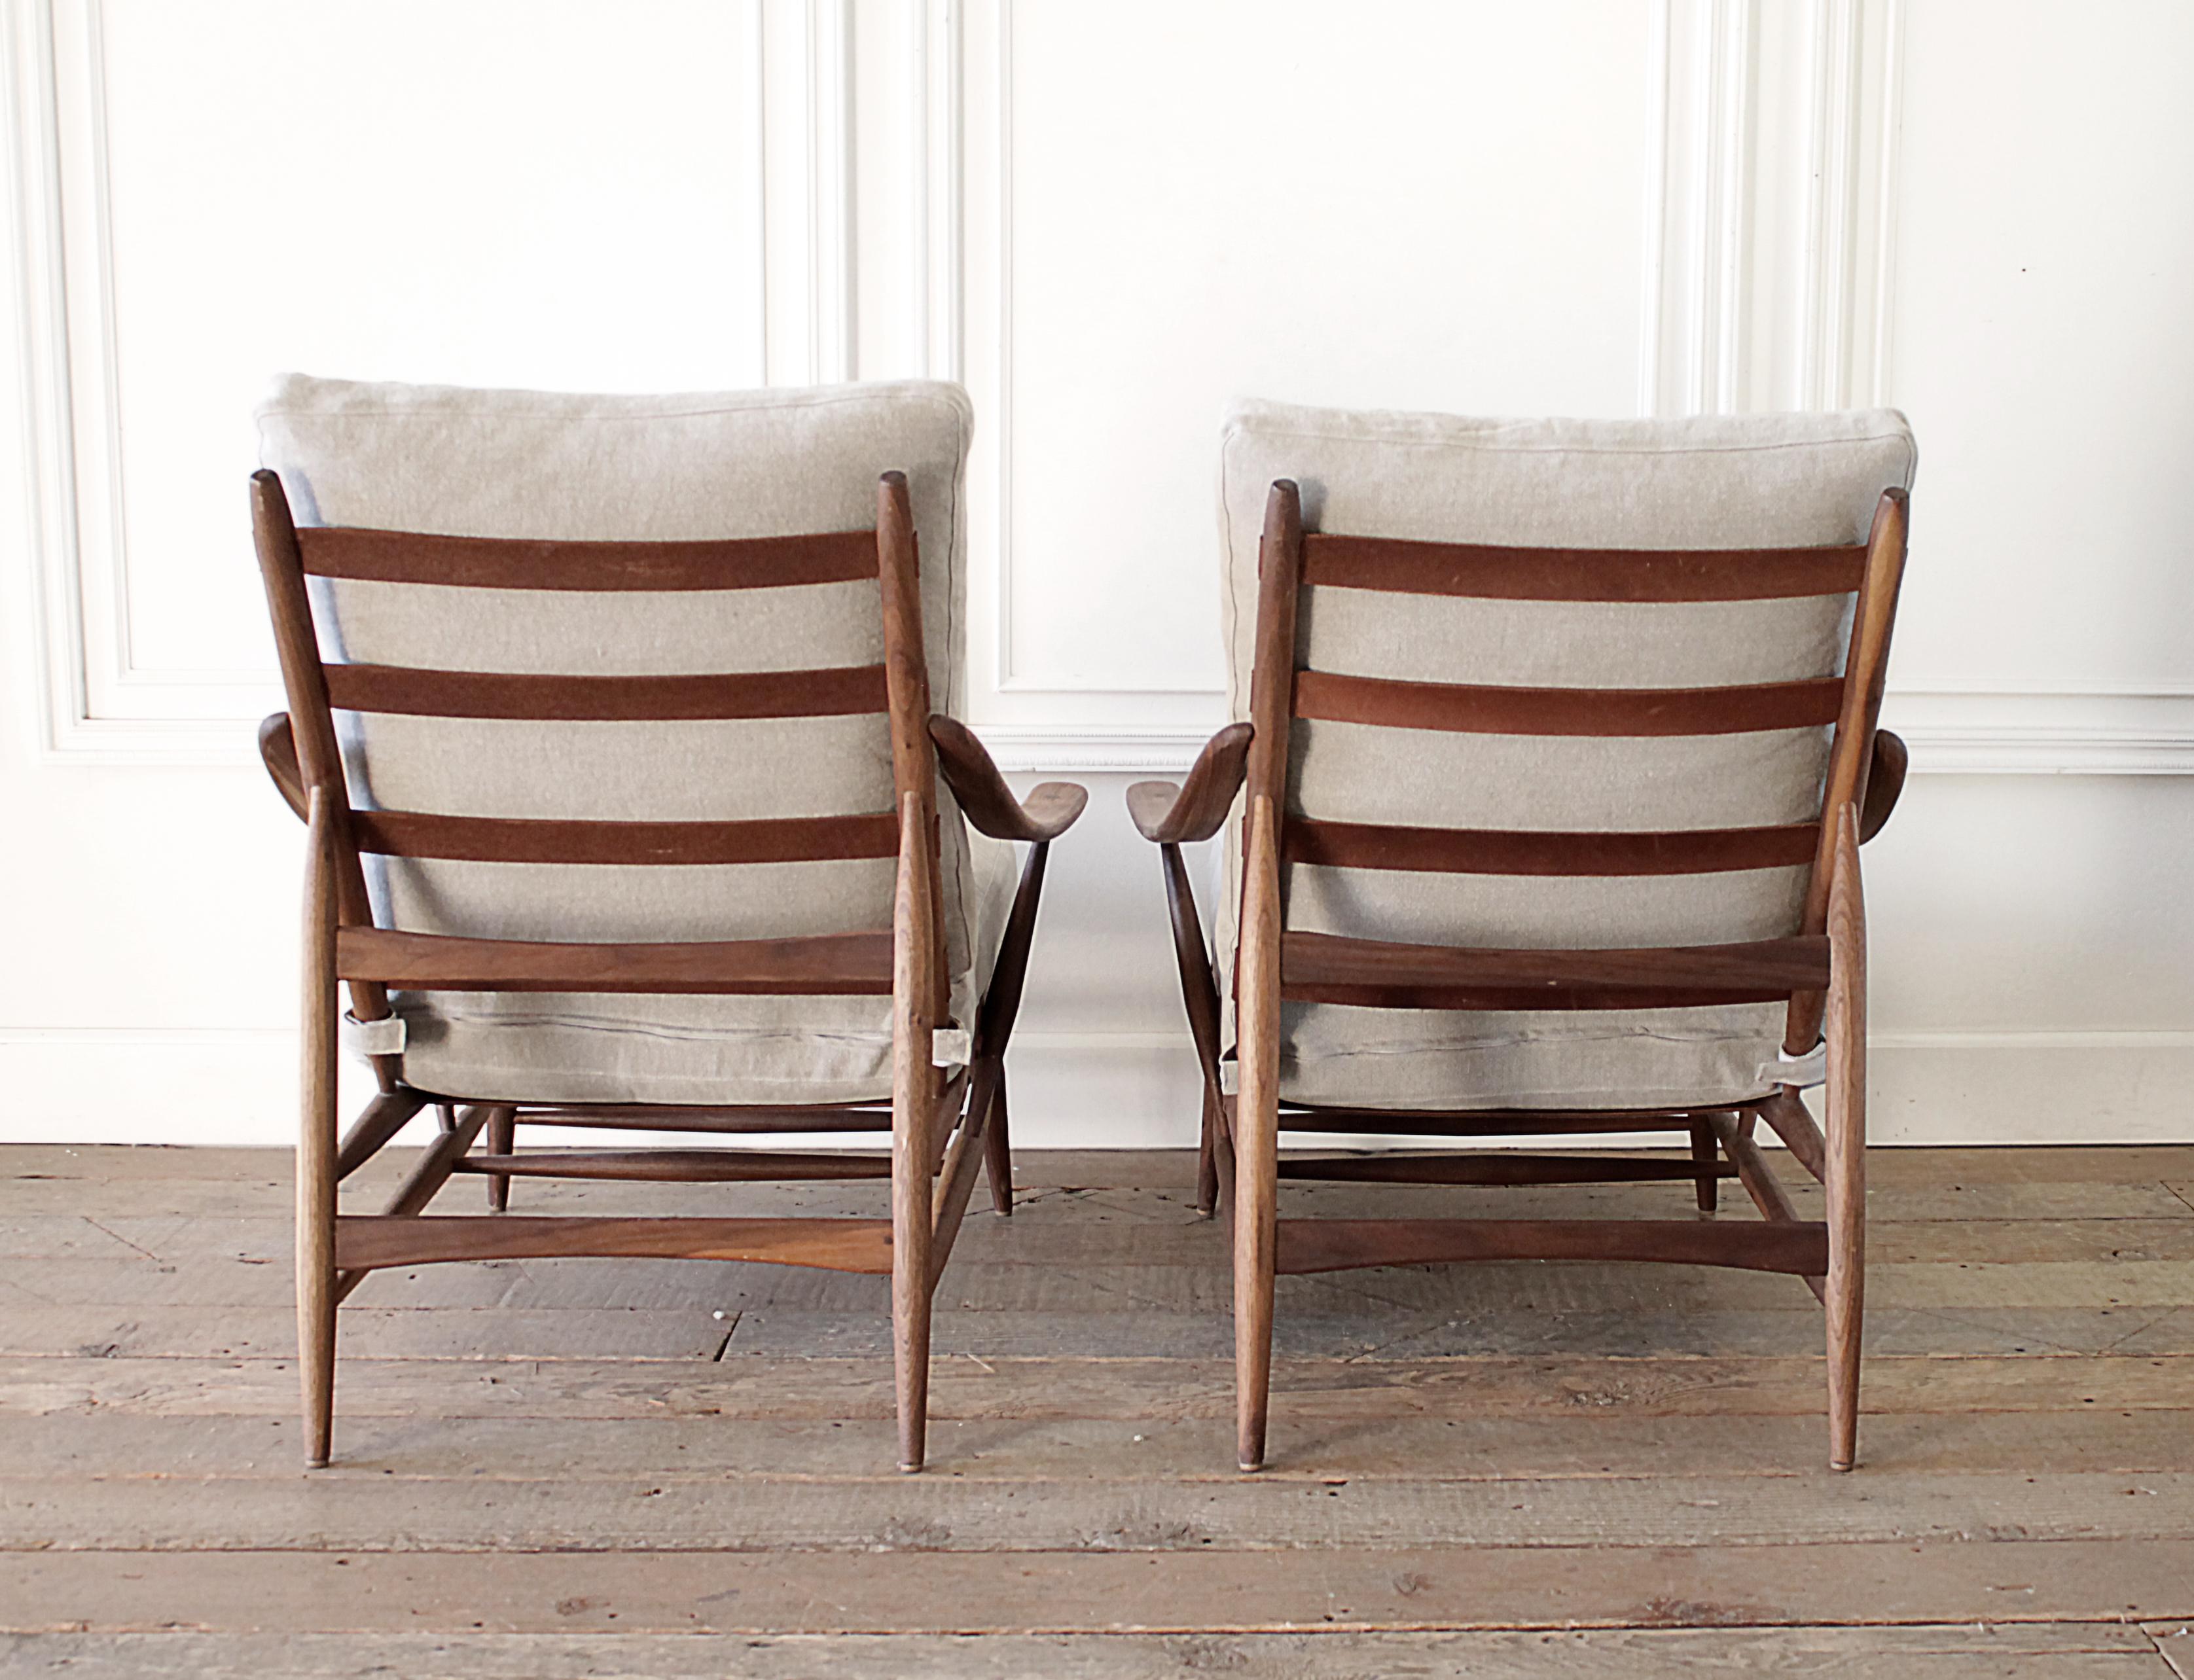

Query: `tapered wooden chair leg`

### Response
(485, 1106, 514, 1211)
(983, 1071, 1013, 1215)
(1234, 796, 1282, 1472)
(890, 789, 937, 1473)
(297, 791, 340, 1468)
(1233, 1081, 1278, 1472)
(1824, 804, 1867, 1471)
(1688, 1117, 1719, 1213)
(891, 1151, 933, 1473)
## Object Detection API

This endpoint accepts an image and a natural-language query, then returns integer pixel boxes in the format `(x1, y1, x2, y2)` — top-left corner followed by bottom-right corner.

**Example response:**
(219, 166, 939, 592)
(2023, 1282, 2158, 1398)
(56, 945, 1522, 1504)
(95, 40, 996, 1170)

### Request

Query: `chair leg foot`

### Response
(1689, 1117, 1719, 1213)
(894, 1281, 931, 1473)
(298, 1289, 334, 1469)
(486, 1107, 514, 1212)
(1233, 1098, 1276, 1473)
(982, 1073, 1013, 1217)
(1196, 1105, 1219, 1219)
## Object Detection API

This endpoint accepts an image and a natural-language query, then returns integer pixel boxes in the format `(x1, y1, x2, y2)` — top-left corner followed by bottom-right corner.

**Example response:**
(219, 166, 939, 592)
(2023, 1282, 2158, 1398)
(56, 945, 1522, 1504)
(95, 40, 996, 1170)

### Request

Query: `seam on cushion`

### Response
(406, 1060, 891, 1099)
(259, 384, 969, 423)
(409, 1008, 890, 1046)
(1291, 1029, 1782, 1058)
(260, 391, 973, 433)
(1217, 422, 1916, 470)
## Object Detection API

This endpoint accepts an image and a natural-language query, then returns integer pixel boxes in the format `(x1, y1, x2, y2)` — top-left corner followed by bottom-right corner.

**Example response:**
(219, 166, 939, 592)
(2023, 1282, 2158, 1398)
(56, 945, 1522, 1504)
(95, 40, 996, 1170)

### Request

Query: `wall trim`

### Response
(6, 0, 285, 762)
(1644, 0, 1905, 417)
(980, 690, 2194, 777)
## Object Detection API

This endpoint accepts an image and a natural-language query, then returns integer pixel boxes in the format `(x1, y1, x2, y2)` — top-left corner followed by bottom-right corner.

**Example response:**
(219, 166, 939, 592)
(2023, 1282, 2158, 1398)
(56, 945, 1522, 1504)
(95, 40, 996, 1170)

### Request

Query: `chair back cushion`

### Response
(259, 376, 999, 1105)
(1216, 400, 1916, 1111)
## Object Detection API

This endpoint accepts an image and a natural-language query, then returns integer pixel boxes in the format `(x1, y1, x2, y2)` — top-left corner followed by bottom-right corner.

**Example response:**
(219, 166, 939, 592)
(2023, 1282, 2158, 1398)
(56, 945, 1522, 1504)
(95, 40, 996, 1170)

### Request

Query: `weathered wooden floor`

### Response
(3, 1143, 2193, 1677)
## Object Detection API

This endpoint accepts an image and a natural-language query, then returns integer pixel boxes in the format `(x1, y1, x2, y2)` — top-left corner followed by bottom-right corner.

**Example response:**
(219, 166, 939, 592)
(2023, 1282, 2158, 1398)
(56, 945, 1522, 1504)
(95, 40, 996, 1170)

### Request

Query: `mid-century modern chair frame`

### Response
(254, 467, 1083, 1473)
(1132, 478, 1909, 1473)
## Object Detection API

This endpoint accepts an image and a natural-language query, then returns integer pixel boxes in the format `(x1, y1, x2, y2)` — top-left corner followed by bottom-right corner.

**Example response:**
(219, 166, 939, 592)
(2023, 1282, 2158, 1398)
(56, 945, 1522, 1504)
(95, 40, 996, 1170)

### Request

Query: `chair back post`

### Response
(251, 470, 400, 1084)
(1786, 488, 1909, 1053)
(1234, 480, 1304, 1000)
(1244, 480, 1304, 815)
(1231, 480, 1302, 1471)
(876, 471, 950, 1071)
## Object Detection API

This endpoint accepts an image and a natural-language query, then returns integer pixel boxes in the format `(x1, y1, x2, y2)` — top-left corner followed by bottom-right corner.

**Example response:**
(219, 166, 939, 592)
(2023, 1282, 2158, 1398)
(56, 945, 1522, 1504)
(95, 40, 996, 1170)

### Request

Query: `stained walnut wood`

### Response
(1278, 1217, 1830, 1276)
(891, 787, 939, 1471)
(1300, 531, 1869, 601)
(1280, 929, 1830, 1012)
(1788, 488, 1909, 1054)
(347, 808, 899, 867)
(1284, 816, 1820, 876)
(321, 661, 890, 720)
(1279, 1107, 1732, 1136)
(1825, 801, 1869, 1469)
(295, 790, 338, 1467)
(257, 713, 307, 819)
(1756, 1085, 1829, 1181)
(1126, 721, 1255, 844)
(928, 715, 1088, 842)
(1861, 728, 1909, 842)
(253, 477, 399, 1077)
(295, 524, 878, 590)
(514, 1106, 890, 1134)
(253, 466, 1083, 1475)
(1276, 1153, 1738, 1188)
(1233, 482, 1302, 1473)
(334, 927, 894, 995)
(1132, 480, 1912, 1477)
(450, 1150, 893, 1182)
(333, 1089, 429, 1181)
(334, 1215, 895, 1274)
(1293, 670, 1845, 736)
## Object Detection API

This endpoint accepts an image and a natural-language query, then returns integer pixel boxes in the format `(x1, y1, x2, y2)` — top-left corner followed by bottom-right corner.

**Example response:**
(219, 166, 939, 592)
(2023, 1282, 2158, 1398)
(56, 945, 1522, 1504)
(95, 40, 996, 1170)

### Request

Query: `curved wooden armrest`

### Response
(259, 713, 308, 821)
(1126, 722, 1254, 844)
(1859, 729, 1907, 843)
(927, 716, 1088, 842)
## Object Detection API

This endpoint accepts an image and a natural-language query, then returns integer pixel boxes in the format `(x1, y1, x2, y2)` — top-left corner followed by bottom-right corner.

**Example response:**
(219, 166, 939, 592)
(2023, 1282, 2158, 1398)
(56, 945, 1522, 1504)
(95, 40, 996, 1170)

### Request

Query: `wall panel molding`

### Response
(5, 0, 278, 761)
(1642, 0, 1903, 416)
(960, 0, 1220, 708)
(7, 0, 2182, 777)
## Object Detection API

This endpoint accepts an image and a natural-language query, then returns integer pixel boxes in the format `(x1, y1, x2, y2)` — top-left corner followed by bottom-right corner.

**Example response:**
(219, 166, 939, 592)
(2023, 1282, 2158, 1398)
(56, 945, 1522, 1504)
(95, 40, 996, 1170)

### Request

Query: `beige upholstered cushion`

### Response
(1215, 401, 1917, 1111)
(258, 376, 1010, 1105)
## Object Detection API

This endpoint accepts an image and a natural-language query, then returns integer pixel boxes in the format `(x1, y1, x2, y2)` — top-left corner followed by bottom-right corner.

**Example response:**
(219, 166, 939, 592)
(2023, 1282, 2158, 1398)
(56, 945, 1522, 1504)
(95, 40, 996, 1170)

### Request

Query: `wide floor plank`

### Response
(0, 1624, 2174, 1679)
(11, 1468, 2194, 1553)
(5, 1542, 2192, 1634)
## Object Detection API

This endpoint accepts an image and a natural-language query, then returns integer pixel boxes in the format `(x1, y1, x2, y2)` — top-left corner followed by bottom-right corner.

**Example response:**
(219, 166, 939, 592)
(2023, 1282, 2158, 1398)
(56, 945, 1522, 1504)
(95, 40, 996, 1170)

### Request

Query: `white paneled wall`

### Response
(2, 0, 2189, 1145)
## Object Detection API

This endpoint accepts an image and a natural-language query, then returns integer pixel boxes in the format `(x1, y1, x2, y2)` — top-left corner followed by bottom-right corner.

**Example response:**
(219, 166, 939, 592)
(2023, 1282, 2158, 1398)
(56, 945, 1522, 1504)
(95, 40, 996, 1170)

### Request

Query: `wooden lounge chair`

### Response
(1131, 402, 1913, 1472)
(253, 378, 1083, 1471)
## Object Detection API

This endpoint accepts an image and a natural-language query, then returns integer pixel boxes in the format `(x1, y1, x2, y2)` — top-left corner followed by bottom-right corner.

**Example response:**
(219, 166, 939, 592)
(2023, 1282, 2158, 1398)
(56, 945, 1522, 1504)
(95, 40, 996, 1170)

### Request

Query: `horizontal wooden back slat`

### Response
(336, 927, 893, 994)
(296, 526, 877, 591)
(350, 809, 898, 866)
(1293, 671, 1844, 736)
(1284, 817, 1820, 876)
(1300, 533, 1866, 601)
(321, 662, 889, 721)
(1282, 978, 1793, 1012)
(1284, 929, 1831, 992)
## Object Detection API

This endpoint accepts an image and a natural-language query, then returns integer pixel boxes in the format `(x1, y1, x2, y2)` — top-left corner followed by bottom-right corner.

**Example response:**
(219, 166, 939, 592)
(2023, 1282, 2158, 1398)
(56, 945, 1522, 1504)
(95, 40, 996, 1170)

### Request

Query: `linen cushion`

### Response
(1215, 400, 1916, 1111)
(258, 376, 1006, 1105)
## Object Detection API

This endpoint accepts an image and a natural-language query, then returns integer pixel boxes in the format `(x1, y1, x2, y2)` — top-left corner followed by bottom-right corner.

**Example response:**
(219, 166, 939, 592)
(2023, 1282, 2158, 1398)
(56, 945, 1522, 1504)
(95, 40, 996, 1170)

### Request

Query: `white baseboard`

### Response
(1, 1027, 2188, 1147)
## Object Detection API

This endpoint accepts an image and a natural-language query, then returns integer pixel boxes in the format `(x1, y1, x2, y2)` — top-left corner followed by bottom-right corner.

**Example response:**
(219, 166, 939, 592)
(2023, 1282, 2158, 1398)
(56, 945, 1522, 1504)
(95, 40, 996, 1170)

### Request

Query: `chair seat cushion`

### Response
(391, 824, 1020, 1105)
